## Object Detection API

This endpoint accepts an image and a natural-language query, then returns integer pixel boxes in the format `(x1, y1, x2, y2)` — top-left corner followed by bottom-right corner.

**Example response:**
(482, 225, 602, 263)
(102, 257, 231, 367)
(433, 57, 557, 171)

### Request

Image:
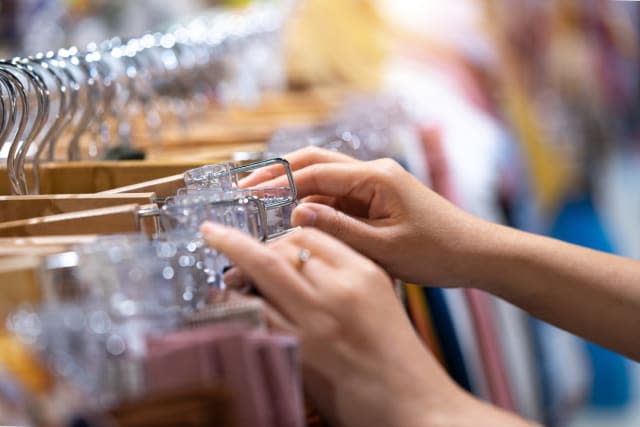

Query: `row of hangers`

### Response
(0, 2, 290, 195)
(0, 2, 420, 425)
(0, 0, 345, 243)
(0, 1, 345, 326)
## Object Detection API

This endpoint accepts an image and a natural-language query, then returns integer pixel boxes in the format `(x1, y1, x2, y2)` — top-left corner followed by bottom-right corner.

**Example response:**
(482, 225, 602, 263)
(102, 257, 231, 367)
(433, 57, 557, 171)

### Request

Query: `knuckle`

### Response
(304, 145, 325, 159)
(305, 164, 326, 189)
(299, 227, 321, 239)
(374, 158, 402, 180)
(332, 282, 363, 307)
(252, 250, 281, 272)
(306, 313, 342, 341)
(287, 227, 319, 246)
(306, 162, 326, 176)
(362, 261, 386, 283)
(324, 208, 346, 238)
(300, 218, 342, 242)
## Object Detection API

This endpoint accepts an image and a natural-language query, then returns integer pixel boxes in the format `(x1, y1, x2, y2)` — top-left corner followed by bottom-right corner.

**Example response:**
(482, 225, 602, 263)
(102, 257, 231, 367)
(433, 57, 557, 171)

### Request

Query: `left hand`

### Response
(200, 223, 477, 427)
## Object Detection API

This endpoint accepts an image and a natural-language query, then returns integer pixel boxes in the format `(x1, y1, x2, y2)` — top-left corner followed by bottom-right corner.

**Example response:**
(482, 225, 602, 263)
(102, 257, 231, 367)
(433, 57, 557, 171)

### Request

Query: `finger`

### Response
(239, 147, 357, 188)
(279, 227, 372, 270)
(223, 267, 250, 291)
(276, 239, 344, 289)
(290, 161, 380, 202)
(300, 195, 338, 207)
(285, 146, 358, 168)
(263, 302, 297, 335)
(291, 203, 379, 258)
(244, 161, 382, 207)
(200, 222, 314, 320)
(238, 167, 277, 188)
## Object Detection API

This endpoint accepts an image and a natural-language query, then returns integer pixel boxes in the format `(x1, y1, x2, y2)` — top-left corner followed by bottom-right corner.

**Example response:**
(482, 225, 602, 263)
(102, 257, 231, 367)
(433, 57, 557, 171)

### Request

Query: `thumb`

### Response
(291, 202, 375, 252)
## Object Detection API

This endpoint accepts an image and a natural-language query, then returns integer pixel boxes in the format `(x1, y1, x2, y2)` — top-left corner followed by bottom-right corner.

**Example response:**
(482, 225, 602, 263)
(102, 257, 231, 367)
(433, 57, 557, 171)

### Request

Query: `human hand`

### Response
(200, 223, 462, 427)
(242, 147, 488, 287)
(200, 223, 538, 427)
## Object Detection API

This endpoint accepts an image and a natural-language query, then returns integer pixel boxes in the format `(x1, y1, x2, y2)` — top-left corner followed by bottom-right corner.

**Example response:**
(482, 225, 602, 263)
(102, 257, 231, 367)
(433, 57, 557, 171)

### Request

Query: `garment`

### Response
(464, 288, 516, 412)
(441, 288, 490, 400)
(492, 299, 544, 422)
(404, 283, 445, 365)
(424, 287, 472, 393)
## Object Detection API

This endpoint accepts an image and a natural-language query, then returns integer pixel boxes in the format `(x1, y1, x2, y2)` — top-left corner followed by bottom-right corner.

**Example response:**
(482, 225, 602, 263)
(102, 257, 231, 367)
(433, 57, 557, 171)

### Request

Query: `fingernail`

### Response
(292, 204, 317, 227)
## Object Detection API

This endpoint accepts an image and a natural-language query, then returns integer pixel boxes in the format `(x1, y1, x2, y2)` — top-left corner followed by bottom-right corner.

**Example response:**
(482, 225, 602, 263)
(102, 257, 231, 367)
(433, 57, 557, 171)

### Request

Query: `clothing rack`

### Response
(1, 2, 615, 426)
(0, 2, 288, 195)
(0, 3, 341, 426)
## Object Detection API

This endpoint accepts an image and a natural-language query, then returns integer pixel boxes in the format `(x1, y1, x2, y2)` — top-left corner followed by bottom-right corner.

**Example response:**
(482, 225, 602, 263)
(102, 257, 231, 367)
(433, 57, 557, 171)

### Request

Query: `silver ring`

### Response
(296, 248, 311, 269)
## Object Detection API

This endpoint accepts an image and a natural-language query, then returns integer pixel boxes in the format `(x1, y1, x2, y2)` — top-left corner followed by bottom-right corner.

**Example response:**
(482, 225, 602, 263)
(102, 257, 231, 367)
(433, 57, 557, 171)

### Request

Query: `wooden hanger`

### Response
(131, 87, 344, 150)
(145, 141, 266, 162)
(0, 245, 69, 258)
(0, 203, 159, 237)
(0, 160, 214, 195)
(0, 235, 97, 259)
(0, 235, 98, 247)
(0, 256, 43, 322)
(0, 193, 157, 222)
(99, 174, 185, 199)
(0, 251, 84, 326)
(0, 85, 346, 197)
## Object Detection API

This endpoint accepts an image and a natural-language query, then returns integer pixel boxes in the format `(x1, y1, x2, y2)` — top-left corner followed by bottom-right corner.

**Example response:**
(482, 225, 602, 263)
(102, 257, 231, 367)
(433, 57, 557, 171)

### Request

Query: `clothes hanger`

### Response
(0, 58, 52, 195)
(47, 47, 85, 162)
(67, 51, 102, 162)
(0, 255, 43, 322)
(0, 159, 214, 195)
(0, 63, 29, 195)
(0, 235, 97, 248)
(0, 192, 157, 222)
(12, 58, 51, 195)
(0, 234, 97, 261)
(0, 70, 17, 174)
(46, 50, 81, 162)
(29, 52, 80, 194)
(101, 158, 296, 205)
(0, 203, 159, 237)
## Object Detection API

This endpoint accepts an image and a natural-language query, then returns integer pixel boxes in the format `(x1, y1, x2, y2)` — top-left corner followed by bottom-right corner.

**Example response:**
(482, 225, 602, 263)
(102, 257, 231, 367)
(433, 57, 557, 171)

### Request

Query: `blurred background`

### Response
(1, 1, 639, 426)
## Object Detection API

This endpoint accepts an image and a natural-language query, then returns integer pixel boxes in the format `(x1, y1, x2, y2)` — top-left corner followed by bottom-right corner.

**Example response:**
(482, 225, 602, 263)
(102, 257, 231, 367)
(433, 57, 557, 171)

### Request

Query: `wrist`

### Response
(453, 217, 543, 299)
(439, 213, 505, 290)
(444, 215, 513, 291)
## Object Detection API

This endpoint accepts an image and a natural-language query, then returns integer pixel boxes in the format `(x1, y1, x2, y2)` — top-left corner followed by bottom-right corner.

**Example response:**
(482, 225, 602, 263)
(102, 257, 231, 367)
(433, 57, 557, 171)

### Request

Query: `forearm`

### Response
(411, 392, 541, 427)
(371, 345, 541, 427)
(461, 220, 640, 360)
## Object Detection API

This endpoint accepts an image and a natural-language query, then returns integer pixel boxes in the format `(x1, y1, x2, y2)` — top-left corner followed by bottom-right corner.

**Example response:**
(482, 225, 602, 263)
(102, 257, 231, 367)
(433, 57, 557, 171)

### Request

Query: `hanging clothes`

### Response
(404, 283, 445, 365)
(423, 287, 472, 394)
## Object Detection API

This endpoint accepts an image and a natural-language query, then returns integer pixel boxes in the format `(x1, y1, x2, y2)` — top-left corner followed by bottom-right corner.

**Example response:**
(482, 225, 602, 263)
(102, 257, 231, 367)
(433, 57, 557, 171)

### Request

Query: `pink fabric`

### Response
(144, 325, 305, 427)
(465, 288, 517, 411)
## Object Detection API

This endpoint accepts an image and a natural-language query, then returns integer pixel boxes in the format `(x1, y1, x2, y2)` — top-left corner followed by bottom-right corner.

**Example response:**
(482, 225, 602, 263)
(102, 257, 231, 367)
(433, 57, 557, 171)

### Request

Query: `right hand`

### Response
(242, 147, 487, 286)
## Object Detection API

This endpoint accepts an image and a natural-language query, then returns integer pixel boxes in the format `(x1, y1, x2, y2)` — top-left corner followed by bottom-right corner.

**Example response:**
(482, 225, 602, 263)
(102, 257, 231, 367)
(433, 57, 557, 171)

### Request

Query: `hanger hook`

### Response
(10, 59, 50, 195)
(0, 62, 31, 195)
(66, 51, 102, 161)
(29, 56, 69, 194)
(47, 49, 81, 162)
